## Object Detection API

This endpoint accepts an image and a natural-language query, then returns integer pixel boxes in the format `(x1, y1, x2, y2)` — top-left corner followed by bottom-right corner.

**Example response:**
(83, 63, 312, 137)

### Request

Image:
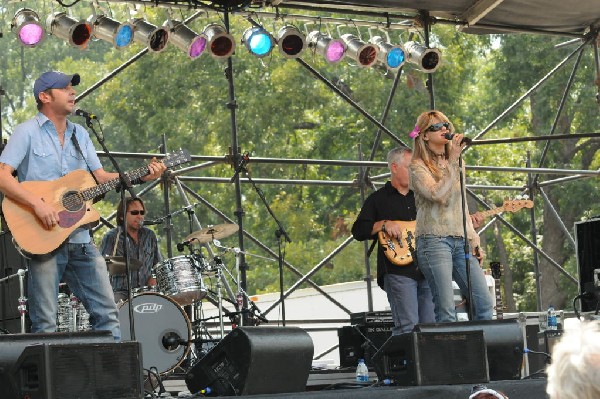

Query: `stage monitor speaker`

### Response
(185, 326, 314, 396)
(575, 218, 600, 312)
(8, 341, 143, 399)
(0, 331, 114, 398)
(415, 319, 524, 381)
(372, 330, 489, 386)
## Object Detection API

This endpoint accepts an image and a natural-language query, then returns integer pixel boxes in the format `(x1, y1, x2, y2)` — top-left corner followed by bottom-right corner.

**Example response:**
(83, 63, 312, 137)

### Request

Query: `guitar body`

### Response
(2, 170, 100, 255)
(377, 220, 416, 266)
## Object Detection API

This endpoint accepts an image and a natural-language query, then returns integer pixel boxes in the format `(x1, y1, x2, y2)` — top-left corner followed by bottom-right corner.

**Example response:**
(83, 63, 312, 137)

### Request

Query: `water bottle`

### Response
(547, 305, 557, 331)
(356, 358, 369, 382)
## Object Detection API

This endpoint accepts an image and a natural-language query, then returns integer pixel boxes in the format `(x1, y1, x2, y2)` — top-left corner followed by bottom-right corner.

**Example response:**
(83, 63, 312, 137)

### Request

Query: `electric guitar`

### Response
(378, 199, 533, 266)
(2, 149, 191, 255)
(490, 261, 506, 319)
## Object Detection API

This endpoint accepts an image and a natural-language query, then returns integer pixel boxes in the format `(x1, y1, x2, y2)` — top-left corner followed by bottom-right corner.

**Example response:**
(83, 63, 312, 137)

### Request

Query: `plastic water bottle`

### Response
(547, 305, 558, 330)
(356, 358, 369, 382)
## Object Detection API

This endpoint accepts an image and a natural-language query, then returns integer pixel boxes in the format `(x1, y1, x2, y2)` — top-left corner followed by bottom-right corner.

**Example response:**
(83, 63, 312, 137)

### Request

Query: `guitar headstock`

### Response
(502, 198, 533, 213)
(490, 261, 503, 279)
(161, 148, 192, 169)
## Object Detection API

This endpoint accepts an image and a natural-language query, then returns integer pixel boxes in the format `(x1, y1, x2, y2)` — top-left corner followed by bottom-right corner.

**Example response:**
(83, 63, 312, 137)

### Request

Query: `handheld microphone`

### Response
(72, 108, 97, 120)
(229, 152, 250, 183)
(444, 132, 472, 145)
(141, 219, 163, 226)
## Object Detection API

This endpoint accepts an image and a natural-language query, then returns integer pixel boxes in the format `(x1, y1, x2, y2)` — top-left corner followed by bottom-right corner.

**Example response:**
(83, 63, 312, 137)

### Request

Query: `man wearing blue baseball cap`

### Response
(0, 71, 166, 340)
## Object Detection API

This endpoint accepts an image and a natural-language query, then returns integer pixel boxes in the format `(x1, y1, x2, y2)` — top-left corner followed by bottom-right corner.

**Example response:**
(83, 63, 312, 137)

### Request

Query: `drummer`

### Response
(100, 196, 162, 302)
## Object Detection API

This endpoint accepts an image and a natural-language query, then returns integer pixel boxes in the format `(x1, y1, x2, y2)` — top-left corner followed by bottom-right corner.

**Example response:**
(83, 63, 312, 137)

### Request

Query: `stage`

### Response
(160, 372, 548, 398)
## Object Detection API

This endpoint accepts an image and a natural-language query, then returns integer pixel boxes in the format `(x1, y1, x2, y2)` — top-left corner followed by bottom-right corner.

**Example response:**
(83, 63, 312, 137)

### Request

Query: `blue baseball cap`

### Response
(33, 71, 80, 99)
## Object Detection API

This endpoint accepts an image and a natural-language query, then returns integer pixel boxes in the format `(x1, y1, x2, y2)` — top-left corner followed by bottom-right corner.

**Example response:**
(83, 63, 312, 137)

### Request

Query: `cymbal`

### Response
(105, 256, 143, 275)
(184, 223, 239, 244)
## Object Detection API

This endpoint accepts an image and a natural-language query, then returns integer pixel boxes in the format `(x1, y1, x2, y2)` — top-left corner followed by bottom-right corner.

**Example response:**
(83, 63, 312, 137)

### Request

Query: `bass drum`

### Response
(118, 292, 191, 375)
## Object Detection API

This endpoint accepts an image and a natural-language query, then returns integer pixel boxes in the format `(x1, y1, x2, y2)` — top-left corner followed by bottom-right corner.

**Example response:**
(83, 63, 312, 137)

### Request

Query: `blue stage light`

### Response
(242, 27, 274, 58)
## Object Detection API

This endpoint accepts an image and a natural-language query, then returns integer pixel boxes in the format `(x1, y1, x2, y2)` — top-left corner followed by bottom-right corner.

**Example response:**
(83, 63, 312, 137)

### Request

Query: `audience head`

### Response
(546, 320, 600, 399)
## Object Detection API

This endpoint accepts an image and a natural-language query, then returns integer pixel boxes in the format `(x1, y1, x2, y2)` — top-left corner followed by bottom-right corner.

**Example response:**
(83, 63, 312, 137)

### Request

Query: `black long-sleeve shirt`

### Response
(352, 182, 423, 289)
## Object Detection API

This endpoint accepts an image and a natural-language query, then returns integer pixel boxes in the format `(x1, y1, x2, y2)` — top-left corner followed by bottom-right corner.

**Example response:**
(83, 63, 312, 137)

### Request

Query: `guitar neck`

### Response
(81, 167, 148, 201)
(477, 207, 507, 219)
(495, 278, 503, 319)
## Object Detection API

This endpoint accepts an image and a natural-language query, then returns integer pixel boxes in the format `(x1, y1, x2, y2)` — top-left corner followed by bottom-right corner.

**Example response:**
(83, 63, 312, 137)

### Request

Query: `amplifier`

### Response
(350, 311, 393, 326)
(338, 323, 392, 368)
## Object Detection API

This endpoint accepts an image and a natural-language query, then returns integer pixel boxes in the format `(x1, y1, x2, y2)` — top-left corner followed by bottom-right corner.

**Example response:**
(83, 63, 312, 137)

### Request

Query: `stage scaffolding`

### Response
(2, 2, 599, 354)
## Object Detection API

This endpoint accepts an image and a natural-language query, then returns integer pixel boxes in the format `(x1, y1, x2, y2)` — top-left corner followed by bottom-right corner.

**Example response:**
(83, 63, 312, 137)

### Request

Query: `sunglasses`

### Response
(129, 210, 145, 215)
(426, 122, 450, 132)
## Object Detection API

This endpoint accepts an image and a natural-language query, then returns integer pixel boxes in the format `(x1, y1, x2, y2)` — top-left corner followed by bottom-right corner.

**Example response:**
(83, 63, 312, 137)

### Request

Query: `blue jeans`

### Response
(28, 242, 121, 340)
(384, 273, 436, 335)
(416, 235, 493, 323)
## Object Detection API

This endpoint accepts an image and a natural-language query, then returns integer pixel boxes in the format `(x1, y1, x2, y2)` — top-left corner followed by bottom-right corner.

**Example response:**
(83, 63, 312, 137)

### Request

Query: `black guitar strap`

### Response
(70, 129, 105, 203)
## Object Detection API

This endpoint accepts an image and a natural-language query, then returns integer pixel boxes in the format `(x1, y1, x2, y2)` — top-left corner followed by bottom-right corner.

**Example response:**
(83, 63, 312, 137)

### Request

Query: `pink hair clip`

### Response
(409, 125, 420, 139)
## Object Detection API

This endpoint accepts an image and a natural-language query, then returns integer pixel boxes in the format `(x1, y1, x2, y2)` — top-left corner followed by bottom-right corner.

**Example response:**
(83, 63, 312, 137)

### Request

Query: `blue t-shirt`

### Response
(0, 113, 103, 243)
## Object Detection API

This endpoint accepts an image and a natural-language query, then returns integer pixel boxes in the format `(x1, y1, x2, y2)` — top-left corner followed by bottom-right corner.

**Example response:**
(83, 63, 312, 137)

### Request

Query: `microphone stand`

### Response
(240, 165, 292, 325)
(458, 155, 475, 321)
(84, 116, 137, 340)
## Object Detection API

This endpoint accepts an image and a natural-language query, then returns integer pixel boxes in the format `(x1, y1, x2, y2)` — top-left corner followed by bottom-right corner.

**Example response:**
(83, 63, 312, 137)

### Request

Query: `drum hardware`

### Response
(0, 269, 28, 333)
(105, 256, 143, 275)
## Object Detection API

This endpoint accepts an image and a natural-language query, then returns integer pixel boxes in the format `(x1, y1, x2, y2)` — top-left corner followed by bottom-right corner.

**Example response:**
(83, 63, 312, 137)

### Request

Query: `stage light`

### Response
(341, 34, 379, 68)
(242, 26, 274, 58)
(307, 31, 345, 63)
(204, 24, 235, 60)
(169, 20, 207, 59)
(276, 25, 306, 59)
(370, 36, 405, 70)
(46, 12, 92, 49)
(11, 8, 45, 47)
(88, 14, 134, 49)
(404, 41, 441, 73)
(132, 19, 169, 52)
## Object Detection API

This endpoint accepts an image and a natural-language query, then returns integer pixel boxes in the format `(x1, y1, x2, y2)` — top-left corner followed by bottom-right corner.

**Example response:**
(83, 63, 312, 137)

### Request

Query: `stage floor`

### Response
(158, 371, 548, 399)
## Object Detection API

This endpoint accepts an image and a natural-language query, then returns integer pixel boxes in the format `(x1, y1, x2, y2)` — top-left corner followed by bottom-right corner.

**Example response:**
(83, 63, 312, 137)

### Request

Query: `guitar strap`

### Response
(70, 130, 105, 203)
(70, 130, 102, 232)
(367, 239, 377, 257)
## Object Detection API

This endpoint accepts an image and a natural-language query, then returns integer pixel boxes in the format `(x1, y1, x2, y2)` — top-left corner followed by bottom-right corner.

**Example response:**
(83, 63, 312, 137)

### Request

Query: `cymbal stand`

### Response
(213, 255, 226, 338)
(17, 269, 27, 333)
(1, 269, 28, 333)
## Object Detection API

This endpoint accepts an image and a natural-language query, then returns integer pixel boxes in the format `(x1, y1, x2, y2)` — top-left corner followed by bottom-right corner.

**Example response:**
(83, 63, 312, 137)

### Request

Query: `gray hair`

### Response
(546, 321, 600, 399)
(386, 146, 412, 168)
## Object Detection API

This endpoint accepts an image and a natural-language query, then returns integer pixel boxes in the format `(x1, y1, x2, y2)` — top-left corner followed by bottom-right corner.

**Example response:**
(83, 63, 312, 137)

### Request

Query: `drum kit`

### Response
(0, 222, 269, 378)
(108, 222, 262, 376)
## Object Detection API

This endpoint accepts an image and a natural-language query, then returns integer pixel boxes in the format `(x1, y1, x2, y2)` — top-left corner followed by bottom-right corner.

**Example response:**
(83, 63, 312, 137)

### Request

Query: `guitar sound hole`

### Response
(63, 191, 85, 212)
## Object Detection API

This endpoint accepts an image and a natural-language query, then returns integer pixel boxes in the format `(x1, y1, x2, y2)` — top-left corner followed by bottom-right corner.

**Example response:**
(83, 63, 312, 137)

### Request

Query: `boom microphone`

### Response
(176, 237, 195, 252)
(141, 219, 163, 226)
(71, 108, 97, 120)
(444, 132, 472, 145)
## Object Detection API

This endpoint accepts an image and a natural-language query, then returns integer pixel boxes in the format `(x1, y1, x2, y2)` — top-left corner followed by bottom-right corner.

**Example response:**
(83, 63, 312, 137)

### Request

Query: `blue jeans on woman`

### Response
(27, 242, 121, 340)
(416, 235, 493, 322)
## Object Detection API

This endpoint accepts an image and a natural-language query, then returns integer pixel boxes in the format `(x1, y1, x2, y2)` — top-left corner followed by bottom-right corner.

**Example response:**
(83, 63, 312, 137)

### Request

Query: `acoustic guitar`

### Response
(378, 199, 533, 266)
(2, 149, 191, 255)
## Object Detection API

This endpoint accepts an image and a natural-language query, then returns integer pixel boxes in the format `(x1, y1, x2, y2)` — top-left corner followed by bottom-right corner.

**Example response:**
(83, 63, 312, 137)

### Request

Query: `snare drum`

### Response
(153, 255, 207, 305)
(118, 292, 191, 375)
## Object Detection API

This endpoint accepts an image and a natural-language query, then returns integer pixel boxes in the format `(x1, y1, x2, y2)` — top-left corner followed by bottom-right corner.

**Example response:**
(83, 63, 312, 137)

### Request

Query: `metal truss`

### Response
(70, 5, 600, 328)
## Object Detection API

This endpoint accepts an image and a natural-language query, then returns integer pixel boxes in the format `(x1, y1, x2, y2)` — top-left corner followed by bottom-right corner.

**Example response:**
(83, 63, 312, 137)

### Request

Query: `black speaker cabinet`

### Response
(338, 324, 392, 368)
(575, 219, 600, 312)
(185, 326, 314, 396)
(415, 319, 524, 381)
(373, 330, 489, 386)
(8, 341, 143, 399)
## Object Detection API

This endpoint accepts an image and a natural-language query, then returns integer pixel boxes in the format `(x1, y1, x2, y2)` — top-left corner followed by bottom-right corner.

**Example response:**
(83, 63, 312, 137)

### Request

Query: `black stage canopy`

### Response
(273, 0, 600, 36)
